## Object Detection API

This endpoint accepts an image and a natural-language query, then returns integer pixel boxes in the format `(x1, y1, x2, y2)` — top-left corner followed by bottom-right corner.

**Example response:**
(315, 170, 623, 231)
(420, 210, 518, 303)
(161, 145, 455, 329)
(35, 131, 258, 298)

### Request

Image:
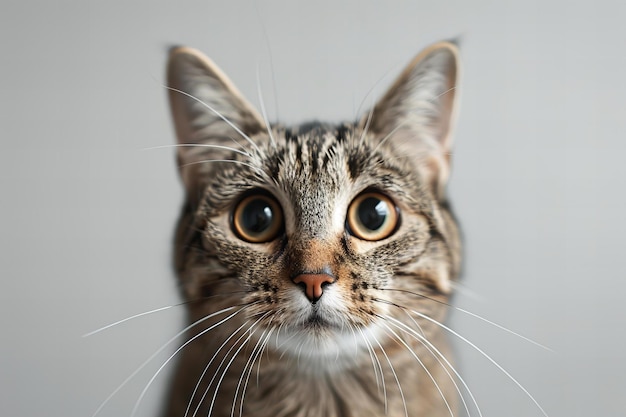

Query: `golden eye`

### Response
(347, 192, 399, 241)
(232, 193, 284, 243)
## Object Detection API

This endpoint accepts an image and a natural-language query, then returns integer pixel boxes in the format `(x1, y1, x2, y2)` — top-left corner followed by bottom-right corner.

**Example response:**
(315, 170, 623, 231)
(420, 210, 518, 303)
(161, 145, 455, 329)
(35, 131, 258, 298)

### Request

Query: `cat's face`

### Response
(168, 43, 461, 369)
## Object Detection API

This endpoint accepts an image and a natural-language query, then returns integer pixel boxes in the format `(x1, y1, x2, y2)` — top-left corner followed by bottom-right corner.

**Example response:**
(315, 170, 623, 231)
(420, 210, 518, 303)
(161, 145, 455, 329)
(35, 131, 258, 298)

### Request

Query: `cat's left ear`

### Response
(167, 47, 267, 196)
(364, 41, 460, 197)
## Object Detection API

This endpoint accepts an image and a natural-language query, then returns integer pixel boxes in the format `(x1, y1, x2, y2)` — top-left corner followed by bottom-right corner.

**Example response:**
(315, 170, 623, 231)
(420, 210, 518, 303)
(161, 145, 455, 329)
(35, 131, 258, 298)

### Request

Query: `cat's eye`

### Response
(232, 193, 284, 243)
(346, 192, 399, 241)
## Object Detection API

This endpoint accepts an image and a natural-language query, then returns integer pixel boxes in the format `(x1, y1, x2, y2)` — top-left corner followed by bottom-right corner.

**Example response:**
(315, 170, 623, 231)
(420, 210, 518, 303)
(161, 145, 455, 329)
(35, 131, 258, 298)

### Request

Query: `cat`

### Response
(162, 41, 462, 417)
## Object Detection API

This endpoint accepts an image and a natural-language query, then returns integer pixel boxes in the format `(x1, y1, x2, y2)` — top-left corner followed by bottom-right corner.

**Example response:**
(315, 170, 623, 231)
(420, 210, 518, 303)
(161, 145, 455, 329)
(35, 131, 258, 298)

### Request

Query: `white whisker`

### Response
(230, 327, 267, 417)
(254, 1, 280, 122)
(130, 307, 253, 417)
(456, 307, 554, 352)
(370, 326, 408, 417)
(403, 304, 549, 417)
(165, 85, 262, 156)
(380, 314, 479, 417)
(256, 64, 277, 148)
(348, 322, 359, 360)
(296, 336, 306, 368)
(370, 119, 411, 156)
(275, 326, 301, 358)
(376, 319, 454, 417)
(383, 288, 552, 352)
(90, 305, 246, 417)
(358, 102, 376, 147)
(142, 143, 252, 158)
(353, 64, 398, 122)
(82, 304, 178, 338)
(397, 301, 426, 337)
(236, 326, 274, 417)
(190, 313, 268, 417)
(180, 158, 265, 175)
(204, 334, 254, 417)
(256, 311, 283, 389)
(435, 86, 457, 100)
(206, 312, 272, 417)
(227, 136, 250, 153)
(274, 319, 286, 350)
(357, 326, 386, 411)
(183, 320, 252, 417)
(382, 150, 454, 164)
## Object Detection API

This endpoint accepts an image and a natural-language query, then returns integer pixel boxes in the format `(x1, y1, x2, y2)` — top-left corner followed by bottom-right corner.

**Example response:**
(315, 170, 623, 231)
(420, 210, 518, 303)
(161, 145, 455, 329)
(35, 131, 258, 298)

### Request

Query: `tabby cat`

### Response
(163, 41, 462, 417)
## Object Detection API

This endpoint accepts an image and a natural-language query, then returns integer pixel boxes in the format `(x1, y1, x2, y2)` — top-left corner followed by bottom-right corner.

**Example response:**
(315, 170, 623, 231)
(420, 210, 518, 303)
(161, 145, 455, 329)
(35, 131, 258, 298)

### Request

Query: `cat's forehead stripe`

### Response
(268, 125, 349, 175)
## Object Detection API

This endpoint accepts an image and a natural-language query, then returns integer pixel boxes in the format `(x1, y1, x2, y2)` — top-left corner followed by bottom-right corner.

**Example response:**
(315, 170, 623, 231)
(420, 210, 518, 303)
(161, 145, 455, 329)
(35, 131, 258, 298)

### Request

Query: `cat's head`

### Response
(167, 42, 461, 366)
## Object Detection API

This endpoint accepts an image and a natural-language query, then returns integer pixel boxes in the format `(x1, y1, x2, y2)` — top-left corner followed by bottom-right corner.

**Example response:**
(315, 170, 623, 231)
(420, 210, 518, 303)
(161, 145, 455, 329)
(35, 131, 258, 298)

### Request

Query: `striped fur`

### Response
(163, 42, 462, 417)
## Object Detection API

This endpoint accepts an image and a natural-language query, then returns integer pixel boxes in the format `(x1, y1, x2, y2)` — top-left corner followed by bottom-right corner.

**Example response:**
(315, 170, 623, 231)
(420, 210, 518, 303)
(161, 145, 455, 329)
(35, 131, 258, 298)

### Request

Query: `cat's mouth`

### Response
(298, 310, 341, 331)
(304, 314, 333, 328)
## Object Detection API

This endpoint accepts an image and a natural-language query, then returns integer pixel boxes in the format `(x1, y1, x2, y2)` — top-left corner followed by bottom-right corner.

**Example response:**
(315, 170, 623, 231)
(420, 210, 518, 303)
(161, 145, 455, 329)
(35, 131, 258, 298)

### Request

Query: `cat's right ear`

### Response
(167, 47, 266, 196)
(364, 41, 460, 198)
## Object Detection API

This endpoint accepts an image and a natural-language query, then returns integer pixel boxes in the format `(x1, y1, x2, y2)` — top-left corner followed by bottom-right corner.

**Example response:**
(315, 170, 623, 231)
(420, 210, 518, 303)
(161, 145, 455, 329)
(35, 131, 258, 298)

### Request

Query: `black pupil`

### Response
(358, 197, 388, 231)
(241, 198, 274, 234)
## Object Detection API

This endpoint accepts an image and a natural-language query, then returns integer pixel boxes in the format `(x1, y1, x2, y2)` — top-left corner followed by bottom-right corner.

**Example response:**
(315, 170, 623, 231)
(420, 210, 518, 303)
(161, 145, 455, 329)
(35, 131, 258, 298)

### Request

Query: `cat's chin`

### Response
(269, 319, 385, 374)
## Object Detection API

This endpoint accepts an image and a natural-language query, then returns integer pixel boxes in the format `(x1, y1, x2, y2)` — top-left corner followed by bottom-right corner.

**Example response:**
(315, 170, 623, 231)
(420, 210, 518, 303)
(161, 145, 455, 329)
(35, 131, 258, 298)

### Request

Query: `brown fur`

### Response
(163, 41, 462, 417)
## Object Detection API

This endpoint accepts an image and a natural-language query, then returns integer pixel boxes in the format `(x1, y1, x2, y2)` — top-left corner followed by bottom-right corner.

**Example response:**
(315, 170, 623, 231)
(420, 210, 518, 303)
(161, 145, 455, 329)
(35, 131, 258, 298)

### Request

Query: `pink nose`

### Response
(292, 273, 335, 302)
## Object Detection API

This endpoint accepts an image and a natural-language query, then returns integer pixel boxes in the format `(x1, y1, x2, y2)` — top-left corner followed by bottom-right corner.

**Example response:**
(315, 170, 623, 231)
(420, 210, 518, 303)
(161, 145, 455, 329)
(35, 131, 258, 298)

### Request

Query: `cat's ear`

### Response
(364, 41, 460, 197)
(167, 47, 266, 195)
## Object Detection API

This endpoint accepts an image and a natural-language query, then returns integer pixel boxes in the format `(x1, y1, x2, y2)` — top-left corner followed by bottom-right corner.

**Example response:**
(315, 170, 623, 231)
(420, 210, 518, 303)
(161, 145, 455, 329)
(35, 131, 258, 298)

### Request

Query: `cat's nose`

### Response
(292, 273, 336, 303)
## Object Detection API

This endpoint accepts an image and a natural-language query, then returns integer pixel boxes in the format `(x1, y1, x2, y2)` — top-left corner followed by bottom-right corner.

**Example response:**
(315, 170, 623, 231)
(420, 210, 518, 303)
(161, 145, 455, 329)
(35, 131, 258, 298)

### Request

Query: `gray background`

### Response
(1, 1, 624, 416)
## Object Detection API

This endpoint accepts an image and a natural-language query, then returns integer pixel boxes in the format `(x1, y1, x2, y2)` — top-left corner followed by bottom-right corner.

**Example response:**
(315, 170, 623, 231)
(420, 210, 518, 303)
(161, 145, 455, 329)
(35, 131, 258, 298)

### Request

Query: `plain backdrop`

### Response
(1, 1, 625, 416)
